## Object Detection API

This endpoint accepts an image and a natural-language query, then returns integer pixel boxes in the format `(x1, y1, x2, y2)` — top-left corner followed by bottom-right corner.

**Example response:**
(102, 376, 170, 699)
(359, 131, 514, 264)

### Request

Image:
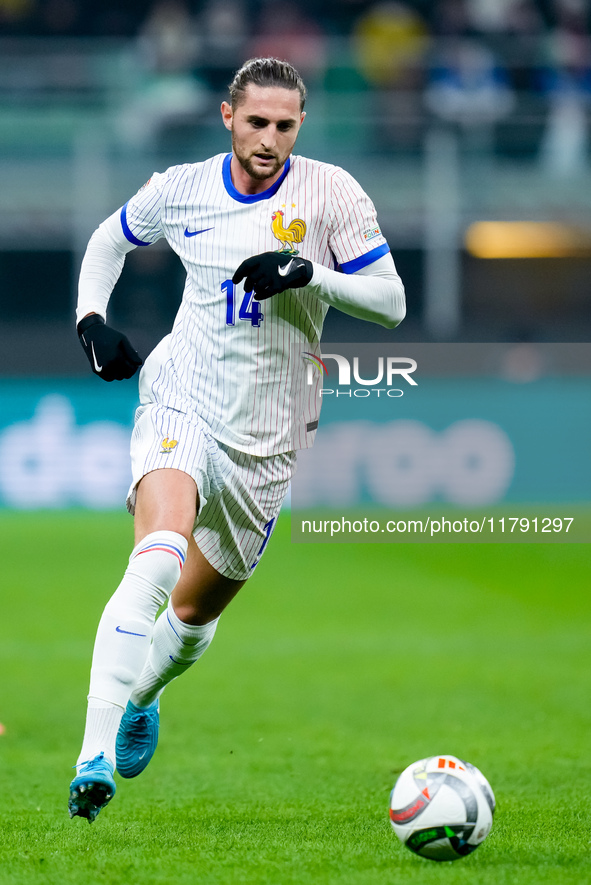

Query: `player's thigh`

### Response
(171, 535, 245, 625)
(128, 402, 225, 535)
(134, 468, 199, 544)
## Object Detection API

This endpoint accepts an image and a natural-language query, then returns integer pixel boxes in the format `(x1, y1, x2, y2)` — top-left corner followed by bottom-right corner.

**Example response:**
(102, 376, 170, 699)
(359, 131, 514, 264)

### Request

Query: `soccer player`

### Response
(69, 56, 405, 822)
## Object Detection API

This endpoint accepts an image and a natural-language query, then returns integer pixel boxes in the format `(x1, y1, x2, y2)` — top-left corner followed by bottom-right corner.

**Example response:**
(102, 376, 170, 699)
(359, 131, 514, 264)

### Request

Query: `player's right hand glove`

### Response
(77, 314, 143, 382)
(232, 252, 313, 300)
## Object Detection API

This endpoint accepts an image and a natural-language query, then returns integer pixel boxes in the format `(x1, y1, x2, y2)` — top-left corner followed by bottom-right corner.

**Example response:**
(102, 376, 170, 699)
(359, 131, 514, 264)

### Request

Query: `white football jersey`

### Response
(121, 152, 390, 455)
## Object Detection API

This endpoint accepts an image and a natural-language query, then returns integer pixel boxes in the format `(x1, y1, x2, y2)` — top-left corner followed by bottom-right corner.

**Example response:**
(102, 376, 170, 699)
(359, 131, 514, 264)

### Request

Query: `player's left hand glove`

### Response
(232, 252, 313, 300)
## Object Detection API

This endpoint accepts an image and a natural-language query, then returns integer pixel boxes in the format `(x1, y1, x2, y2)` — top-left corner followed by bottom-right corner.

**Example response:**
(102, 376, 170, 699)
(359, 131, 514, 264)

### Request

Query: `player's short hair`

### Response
(229, 57, 307, 111)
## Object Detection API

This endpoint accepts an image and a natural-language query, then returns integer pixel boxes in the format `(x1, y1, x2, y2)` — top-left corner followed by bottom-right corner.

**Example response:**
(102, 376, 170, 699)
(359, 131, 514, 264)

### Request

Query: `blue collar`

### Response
(222, 152, 291, 203)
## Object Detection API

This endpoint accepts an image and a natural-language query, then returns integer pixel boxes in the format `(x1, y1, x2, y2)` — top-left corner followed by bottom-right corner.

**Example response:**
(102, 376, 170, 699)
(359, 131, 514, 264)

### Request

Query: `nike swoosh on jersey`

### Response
(116, 626, 147, 637)
(91, 342, 102, 372)
(278, 258, 304, 277)
(184, 226, 214, 238)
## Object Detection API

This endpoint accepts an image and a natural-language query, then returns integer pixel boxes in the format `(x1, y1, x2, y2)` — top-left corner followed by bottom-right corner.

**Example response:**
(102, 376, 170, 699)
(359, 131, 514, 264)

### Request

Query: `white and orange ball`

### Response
(389, 754, 495, 861)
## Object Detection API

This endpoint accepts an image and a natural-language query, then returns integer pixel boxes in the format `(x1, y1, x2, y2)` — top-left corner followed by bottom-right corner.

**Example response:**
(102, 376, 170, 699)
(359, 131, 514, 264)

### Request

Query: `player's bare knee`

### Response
(134, 470, 199, 543)
(170, 600, 218, 626)
(135, 516, 195, 546)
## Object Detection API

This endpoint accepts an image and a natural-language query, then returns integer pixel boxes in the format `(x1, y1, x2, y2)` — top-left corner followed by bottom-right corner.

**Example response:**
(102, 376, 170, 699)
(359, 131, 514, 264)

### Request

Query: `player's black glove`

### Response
(232, 251, 313, 301)
(77, 314, 143, 382)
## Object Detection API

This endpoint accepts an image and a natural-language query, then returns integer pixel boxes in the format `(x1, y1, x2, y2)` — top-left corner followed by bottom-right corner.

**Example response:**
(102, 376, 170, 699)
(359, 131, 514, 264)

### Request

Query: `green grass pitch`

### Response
(0, 511, 589, 885)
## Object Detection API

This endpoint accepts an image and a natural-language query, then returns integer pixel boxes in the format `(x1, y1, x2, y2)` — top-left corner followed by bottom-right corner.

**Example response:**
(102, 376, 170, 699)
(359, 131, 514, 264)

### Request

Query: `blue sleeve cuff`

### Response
(339, 242, 391, 274)
(120, 203, 152, 247)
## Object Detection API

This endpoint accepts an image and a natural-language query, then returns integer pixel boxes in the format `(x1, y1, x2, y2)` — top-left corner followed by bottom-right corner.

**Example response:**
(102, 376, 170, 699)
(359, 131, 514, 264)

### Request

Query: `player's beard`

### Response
(232, 133, 283, 181)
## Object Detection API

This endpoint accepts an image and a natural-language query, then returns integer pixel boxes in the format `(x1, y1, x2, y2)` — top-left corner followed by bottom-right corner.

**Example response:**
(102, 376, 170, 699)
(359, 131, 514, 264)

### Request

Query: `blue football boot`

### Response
(68, 752, 116, 823)
(116, 700, 159, 778)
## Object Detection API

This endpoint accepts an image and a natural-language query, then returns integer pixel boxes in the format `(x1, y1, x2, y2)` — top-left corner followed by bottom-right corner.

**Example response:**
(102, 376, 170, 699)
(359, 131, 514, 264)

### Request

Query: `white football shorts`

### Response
(127, 403, 296, 580)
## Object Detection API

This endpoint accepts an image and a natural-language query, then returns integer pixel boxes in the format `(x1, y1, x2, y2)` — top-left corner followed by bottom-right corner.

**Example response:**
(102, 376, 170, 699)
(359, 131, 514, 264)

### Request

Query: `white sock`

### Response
(131, 598, 219, 708)
(76, 700, 123, 772)
(77, 531, 188, 768)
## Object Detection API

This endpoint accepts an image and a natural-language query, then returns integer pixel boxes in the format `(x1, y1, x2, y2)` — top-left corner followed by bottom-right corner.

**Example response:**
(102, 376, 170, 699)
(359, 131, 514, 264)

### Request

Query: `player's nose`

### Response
(261, 125, 278, 147)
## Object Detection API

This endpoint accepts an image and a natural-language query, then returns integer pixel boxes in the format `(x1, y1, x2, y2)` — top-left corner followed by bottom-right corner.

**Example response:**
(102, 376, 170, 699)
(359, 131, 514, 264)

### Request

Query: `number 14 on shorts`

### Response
(222, 279, 264, 327)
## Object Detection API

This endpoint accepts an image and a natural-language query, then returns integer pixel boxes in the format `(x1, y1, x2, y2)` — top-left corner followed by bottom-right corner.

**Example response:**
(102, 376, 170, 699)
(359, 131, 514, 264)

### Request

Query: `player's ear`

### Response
(300, 111, 306, 126)
(221, 101, 233, 131)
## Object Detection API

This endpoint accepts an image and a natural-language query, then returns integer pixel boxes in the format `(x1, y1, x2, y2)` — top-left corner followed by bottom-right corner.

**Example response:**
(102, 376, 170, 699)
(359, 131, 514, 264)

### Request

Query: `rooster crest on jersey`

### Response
(271, 209, 307, 254)
(160, 437, 178, 454)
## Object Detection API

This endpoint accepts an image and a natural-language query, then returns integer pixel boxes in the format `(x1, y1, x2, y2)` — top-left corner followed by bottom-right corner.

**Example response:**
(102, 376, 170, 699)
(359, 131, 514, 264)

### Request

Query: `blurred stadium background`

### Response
(1, 0, 590, 510)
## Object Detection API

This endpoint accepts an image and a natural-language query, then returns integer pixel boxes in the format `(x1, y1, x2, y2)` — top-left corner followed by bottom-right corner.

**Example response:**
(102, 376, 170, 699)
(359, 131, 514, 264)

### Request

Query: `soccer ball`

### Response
(389, 754, 495, 862)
